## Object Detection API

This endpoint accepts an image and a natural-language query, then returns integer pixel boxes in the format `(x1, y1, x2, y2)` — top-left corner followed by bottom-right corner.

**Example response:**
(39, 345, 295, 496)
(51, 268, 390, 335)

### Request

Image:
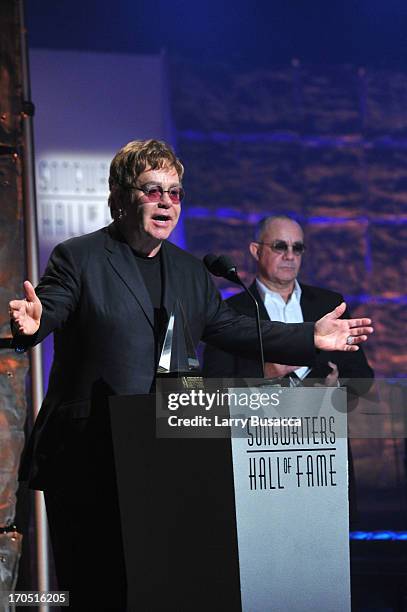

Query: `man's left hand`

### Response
(314, 302, 373, 352)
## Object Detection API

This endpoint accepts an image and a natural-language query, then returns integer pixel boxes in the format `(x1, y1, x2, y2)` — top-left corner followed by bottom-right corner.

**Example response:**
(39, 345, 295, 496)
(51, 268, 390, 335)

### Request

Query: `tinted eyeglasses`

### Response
(135, 183, 185, 204)
(256, 240, 306, 256)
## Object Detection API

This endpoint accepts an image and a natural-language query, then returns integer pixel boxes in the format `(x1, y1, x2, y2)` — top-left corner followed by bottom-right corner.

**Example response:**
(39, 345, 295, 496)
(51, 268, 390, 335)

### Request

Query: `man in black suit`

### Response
(9, 144, 373, 610)
(203, 215, 374, 389)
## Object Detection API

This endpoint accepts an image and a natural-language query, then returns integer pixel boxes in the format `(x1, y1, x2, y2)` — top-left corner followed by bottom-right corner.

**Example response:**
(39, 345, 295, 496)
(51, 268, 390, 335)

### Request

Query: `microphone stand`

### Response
(232, 277, 265, 380)
(204, 255, 265, 379)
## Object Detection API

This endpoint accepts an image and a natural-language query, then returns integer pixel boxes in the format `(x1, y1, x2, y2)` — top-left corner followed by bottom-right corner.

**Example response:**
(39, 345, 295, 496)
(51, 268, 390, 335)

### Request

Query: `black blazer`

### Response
(18, 226, 317, 489)
(203, 280, 374, 385)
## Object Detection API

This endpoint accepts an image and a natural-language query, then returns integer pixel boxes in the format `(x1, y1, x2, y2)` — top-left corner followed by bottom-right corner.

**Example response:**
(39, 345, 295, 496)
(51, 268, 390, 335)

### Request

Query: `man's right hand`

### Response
(9, 281, 42, 335)
(264, 362, 299, 379)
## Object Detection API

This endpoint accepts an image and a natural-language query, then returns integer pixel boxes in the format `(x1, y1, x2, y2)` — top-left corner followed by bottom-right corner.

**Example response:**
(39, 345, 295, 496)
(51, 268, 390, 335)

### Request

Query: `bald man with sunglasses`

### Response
(203, 215, 374, 389)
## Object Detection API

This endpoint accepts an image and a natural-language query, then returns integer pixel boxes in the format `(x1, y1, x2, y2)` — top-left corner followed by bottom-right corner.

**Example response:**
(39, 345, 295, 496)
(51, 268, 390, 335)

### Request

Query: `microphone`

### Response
(203, 253, 219, 273)
(203, 254, 241, 285)
(203, 253, 265, 378)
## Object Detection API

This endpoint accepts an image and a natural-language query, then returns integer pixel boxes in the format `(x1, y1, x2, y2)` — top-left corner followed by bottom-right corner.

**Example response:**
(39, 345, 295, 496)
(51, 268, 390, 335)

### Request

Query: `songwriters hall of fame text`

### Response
(246, 416, 338, 491)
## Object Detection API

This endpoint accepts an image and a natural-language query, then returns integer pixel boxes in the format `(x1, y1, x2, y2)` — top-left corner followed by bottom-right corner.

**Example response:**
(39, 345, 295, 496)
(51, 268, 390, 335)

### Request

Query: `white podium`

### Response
(229, 386, 350, 612)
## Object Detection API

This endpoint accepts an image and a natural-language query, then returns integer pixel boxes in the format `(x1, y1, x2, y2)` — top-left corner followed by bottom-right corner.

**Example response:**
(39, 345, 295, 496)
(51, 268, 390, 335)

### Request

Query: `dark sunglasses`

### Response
(256, 240, 306, 256)
(135, 183, 185, 204)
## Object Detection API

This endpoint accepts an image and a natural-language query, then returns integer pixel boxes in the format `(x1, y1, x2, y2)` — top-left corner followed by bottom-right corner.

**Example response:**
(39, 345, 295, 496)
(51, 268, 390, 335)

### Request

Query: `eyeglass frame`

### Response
(134, 182, 185, 203)
(255, 240, 306, 256)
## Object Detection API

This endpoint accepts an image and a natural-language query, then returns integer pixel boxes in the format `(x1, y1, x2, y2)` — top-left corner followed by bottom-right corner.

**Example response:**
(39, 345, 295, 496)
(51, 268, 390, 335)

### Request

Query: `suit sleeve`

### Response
(202, 343, 240, 378)
(201, 271, 316, 366)
(11, 242, 81, 350)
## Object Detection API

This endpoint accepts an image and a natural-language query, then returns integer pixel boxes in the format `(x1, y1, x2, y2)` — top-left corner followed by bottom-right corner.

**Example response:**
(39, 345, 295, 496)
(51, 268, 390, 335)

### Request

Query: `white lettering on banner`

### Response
(37, 155, 112, 242)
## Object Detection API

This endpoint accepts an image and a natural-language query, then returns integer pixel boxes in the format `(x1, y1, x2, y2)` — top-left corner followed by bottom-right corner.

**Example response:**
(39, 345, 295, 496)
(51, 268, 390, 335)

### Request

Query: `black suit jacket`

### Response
(203, 280, 374, 385)
(18, 226, 318, 489)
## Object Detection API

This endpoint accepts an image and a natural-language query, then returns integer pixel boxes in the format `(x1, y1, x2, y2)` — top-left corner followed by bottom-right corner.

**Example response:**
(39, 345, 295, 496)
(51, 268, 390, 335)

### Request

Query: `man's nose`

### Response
(158, 193, 172, 207)
(283, 247, 295, 259)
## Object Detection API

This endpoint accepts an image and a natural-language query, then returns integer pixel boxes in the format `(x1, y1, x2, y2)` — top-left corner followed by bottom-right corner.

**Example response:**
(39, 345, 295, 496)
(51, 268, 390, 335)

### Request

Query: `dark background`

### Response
(25, 0, 407, 68)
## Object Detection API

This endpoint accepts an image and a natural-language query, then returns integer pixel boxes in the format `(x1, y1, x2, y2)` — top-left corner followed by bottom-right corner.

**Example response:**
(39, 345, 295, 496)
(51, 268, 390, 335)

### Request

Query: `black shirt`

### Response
(132, 249, 166, 363)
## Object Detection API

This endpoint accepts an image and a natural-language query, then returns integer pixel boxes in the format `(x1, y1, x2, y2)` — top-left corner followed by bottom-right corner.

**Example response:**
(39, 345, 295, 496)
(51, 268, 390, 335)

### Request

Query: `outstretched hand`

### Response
(314, 302, 373, 352)
(9, 281, 42, 336)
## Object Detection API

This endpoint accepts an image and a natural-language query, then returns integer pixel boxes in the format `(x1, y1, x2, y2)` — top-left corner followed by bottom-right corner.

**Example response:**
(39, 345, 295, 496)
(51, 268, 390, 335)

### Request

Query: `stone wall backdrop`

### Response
(170, 59, 407, 530)
(0, 1, 28, 606)
(171, 59, 407, 379)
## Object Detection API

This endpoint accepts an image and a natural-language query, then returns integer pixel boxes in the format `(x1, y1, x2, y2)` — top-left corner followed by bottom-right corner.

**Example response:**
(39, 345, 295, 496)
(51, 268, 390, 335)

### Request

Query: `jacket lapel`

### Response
(249, 281, 270, 321)
(299, 284, 316, 321)
(104, 225, 154, 328)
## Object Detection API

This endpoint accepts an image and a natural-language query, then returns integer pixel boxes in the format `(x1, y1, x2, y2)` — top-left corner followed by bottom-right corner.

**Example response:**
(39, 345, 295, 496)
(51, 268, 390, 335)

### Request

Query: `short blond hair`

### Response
(108, 139, 184, 217)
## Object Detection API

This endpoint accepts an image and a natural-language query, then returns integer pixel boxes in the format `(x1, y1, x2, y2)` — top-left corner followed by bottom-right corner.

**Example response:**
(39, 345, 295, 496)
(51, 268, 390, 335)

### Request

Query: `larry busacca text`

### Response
(165, 389, 301, 427)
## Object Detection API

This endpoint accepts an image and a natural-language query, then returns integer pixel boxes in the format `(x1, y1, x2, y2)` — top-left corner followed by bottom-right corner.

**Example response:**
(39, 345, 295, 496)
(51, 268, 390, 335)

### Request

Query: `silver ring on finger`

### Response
(346, 335, 354, 345)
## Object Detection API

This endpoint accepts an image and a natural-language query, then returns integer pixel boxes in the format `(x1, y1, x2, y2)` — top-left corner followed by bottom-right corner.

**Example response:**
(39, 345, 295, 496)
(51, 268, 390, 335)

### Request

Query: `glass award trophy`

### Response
(156, 300, 203, 391)
(155, 301, 223, 438)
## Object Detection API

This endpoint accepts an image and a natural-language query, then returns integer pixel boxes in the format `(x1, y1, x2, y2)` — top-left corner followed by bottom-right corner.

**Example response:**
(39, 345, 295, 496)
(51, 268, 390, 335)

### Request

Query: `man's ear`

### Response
(249, 242, 260, 261)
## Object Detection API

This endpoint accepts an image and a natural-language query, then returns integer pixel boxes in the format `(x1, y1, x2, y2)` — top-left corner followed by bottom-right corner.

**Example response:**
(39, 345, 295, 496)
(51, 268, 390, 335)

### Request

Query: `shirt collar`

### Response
(256, 277, 302, 303)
